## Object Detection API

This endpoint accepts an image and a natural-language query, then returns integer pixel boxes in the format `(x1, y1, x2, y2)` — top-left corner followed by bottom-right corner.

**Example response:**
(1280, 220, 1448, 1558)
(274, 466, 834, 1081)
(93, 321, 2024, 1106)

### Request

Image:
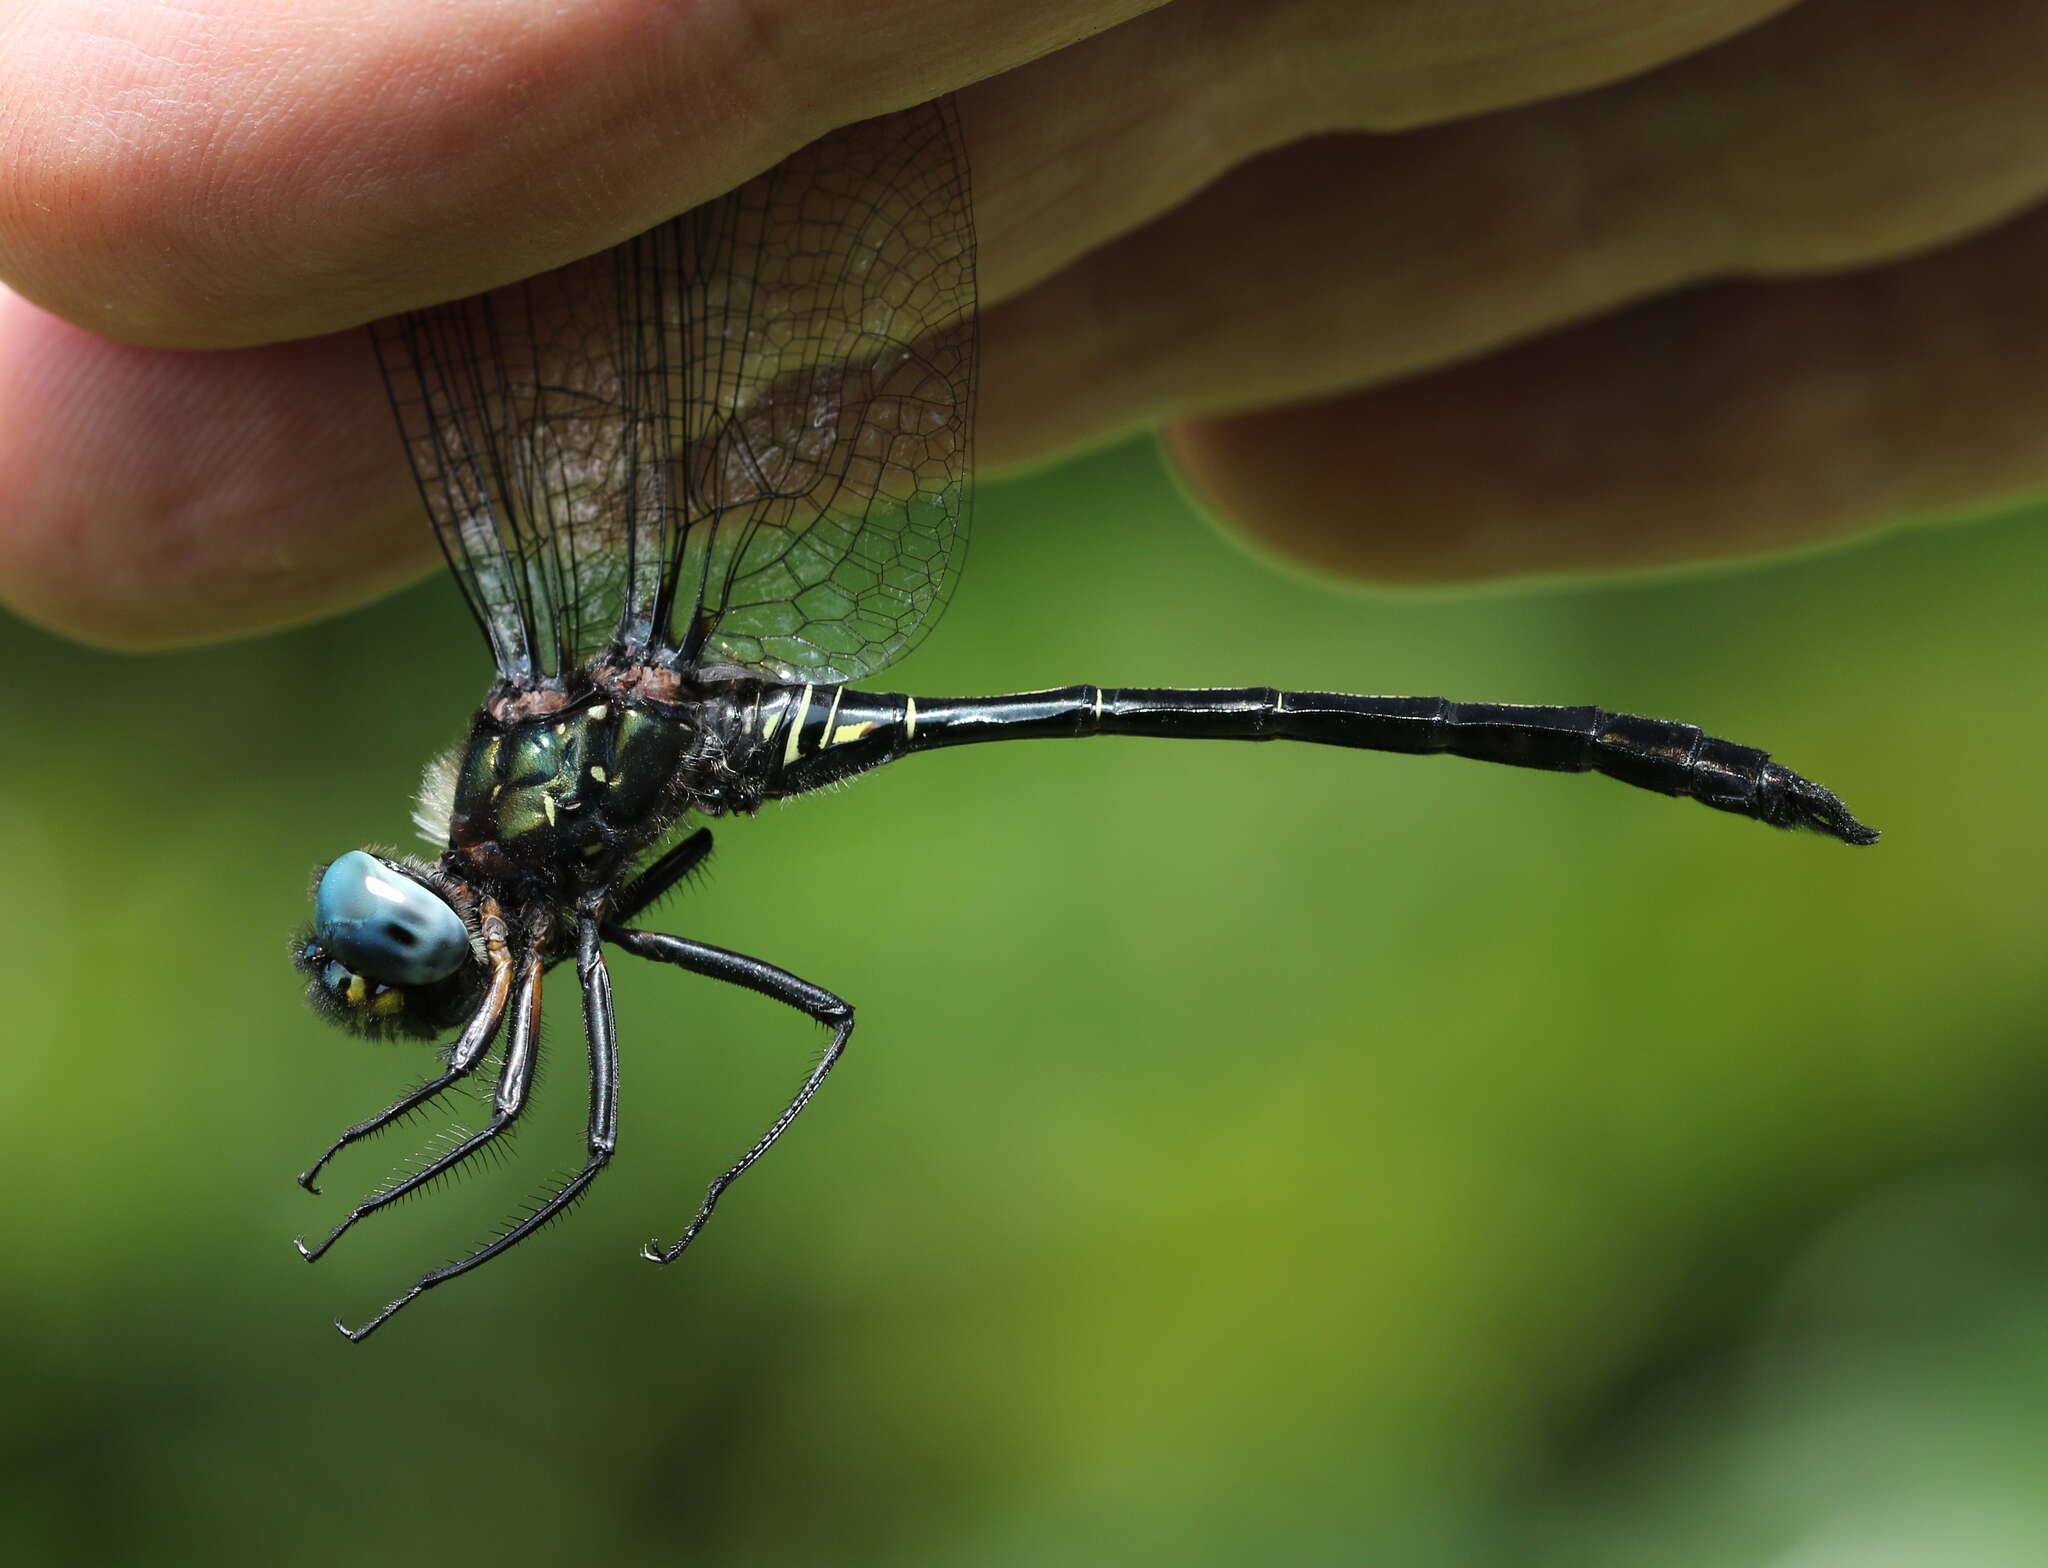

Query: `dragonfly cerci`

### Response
(292, 98, 1876, 1341)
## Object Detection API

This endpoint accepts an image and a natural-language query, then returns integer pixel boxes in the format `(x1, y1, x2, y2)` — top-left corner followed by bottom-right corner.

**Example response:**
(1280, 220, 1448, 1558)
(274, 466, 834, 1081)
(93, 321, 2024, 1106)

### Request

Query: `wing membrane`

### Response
(375, 99, 976, 685)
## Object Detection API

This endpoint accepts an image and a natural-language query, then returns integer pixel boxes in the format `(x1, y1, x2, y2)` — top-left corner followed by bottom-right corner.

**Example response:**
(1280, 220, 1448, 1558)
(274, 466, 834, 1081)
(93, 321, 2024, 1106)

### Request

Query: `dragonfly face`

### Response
(292, 97, 1871, 1343)
(297, 850, 485, 1039)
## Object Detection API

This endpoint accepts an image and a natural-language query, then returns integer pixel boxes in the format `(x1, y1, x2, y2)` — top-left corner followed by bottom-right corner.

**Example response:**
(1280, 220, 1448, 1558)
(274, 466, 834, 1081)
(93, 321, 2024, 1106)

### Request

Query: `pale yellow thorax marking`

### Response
(782, 683, 815, 766)
(822, 686, 844, 742)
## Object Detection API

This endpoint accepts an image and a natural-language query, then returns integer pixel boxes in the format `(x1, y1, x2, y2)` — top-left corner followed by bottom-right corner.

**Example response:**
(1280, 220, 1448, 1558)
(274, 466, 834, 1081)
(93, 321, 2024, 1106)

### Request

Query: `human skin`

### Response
(0, 0, 2044, 648)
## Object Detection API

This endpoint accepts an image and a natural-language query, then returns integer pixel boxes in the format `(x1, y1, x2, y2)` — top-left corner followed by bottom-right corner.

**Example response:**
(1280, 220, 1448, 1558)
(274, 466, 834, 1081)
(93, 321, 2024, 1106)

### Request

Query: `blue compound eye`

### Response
(312, 850, 470, 986)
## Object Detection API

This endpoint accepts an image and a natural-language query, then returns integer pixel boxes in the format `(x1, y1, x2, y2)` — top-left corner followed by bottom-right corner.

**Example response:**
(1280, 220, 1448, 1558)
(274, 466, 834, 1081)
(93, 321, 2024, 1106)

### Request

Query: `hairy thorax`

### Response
(441, 667, 768, 894)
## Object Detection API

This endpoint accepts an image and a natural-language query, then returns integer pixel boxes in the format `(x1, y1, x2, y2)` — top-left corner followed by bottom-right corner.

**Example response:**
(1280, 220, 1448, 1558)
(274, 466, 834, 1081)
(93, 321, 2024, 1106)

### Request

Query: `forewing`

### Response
(374, 99, 976, 685)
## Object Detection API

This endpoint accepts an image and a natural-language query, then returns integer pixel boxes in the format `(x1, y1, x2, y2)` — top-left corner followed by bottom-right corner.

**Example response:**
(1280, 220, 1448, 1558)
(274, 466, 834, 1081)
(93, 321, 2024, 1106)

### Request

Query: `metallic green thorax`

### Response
(446, 698, 690, 888)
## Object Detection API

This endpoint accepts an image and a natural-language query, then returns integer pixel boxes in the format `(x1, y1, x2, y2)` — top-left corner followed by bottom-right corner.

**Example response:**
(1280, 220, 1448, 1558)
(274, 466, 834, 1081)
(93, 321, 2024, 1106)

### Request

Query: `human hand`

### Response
(0, 0, 2043, 647)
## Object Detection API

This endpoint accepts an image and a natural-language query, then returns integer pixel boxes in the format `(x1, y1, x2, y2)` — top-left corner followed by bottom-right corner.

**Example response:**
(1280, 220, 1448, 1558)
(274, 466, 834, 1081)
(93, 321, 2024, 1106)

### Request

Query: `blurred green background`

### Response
(1, 436, 2043, 1566)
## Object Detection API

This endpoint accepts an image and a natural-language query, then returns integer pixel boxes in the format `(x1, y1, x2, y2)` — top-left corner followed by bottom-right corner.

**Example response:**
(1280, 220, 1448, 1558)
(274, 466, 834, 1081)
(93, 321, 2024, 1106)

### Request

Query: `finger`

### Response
(0, 0, 1160, 348)
(0, 0, 1787, 350)
(978, 0, 2048, 468)
(1163, 204, 2048, 582)
(0, 0, 1776, 646)
(0, 292, 432, 645)
(965, 0, 1791, 306)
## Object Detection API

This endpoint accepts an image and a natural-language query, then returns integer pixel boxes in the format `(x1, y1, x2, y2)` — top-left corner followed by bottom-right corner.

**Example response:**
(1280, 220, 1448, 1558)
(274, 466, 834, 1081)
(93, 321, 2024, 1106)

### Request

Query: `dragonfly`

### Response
(293, 97, 1877, 1341)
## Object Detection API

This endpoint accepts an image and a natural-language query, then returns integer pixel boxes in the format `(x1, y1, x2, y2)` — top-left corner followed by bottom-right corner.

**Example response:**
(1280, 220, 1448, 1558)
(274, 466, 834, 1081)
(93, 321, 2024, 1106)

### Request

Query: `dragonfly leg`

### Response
(604, 927, 853, 1266)
(296, 902, 517, 1194)
(612, 827, 715, 925)
(297, 936, 543, 1263)
(337, 914, 620, 1342)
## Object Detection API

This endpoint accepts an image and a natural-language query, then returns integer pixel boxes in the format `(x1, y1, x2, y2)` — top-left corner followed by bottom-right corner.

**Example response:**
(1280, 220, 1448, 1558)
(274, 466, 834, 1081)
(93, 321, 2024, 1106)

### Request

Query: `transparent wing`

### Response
(374, 99, 976, 686)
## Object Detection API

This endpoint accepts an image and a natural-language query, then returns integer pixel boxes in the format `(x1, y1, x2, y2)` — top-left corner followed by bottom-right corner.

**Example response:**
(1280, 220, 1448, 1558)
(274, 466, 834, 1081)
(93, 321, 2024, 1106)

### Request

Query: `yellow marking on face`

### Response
(554, 723, 567, 737)
(904, 696, 917, 739)
(783, 683, 815, 766)
(590, 765, 609, 784)
(542, 794, 558, 826)
(588, 704, 608, 721)
(831, 722, 876, 747)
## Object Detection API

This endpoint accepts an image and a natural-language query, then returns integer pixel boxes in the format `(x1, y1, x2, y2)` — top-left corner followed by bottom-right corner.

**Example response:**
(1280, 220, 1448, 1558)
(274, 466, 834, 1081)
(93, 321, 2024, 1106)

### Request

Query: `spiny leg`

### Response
(297, 932, 544, 1263)
(297, 834, 701, 1258)
(613, 827, 715, 925)
(338, 912, 621, 1342)
(297, 900, 516, 1194)
(605, 927, 853, 1265)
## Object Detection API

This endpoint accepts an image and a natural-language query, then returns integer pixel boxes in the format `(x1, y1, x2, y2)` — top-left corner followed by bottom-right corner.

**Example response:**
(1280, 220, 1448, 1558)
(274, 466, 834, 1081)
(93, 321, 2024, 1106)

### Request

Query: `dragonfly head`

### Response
(295, 850, 483, 1039)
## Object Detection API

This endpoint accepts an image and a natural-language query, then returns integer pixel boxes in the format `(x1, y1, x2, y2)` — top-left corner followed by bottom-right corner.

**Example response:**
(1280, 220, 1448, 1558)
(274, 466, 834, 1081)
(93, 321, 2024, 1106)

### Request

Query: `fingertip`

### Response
(0, 0, 795, 347)
(1161, 397, 1538, 587)
(1159, 270, 1935, 590)
(0, 291, 436, 648)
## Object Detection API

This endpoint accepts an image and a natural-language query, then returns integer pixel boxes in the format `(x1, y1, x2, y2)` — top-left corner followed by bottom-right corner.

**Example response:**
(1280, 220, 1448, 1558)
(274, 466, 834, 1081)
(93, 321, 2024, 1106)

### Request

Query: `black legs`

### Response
(605, 927, 853, 1265)
(297, 938, 543, 1266)
(612, 827, 715, 924)
(335, 912, 621, 1342)
(293, 834, 712, 1231)
(301, 824, 853, 1340)
(295, 900, 517, 1194)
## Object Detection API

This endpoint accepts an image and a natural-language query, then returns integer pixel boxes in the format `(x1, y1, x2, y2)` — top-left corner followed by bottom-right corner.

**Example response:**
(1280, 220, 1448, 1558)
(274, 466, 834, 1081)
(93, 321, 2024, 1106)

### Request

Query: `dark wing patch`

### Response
(375, 100, 976, 686)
